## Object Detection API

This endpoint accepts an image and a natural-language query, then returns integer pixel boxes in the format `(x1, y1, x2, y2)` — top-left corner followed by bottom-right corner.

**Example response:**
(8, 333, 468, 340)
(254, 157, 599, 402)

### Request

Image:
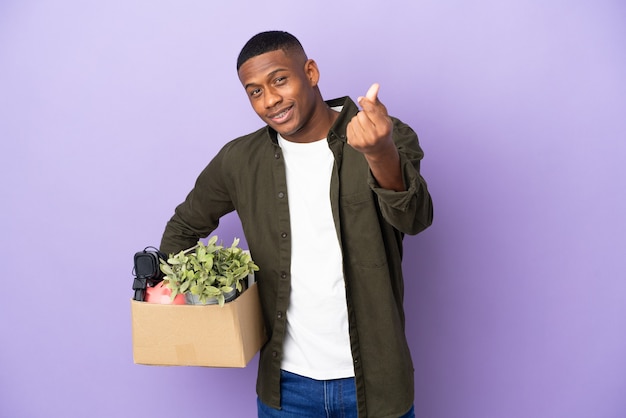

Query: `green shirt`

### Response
(160, 96, 433, 417)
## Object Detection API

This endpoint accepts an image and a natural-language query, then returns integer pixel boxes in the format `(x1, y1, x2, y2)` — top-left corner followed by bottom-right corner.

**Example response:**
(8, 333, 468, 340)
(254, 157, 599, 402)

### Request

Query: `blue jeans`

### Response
(257, 370, 415, 418)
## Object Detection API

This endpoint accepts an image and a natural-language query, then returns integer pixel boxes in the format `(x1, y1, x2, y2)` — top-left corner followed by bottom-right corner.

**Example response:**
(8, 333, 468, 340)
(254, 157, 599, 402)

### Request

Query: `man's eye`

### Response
(250, 88, 261, 97)
(274, 76, 287, 84)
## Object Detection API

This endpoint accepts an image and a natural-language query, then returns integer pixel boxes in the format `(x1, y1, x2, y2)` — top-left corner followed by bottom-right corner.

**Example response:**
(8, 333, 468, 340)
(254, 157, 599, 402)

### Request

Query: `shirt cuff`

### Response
(367, 156, 419, 212)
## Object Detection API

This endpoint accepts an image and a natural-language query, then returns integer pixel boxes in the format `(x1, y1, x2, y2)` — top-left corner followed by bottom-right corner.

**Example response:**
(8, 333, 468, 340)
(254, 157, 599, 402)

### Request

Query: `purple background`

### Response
(1, 1, 625, 417)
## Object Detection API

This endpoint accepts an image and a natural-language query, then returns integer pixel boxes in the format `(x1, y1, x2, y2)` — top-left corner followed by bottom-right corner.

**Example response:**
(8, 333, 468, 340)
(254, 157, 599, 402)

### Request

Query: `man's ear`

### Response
(304, 59, 320, 87)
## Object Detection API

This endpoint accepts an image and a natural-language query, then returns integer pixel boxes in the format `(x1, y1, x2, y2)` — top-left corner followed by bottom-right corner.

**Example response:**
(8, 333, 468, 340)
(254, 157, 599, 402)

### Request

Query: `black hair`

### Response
(236, 31, 305, 71)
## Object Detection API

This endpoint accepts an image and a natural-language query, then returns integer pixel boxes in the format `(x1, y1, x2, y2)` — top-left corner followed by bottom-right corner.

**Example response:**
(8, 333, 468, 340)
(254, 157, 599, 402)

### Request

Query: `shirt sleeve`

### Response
(159, 145, 236, 255)
(367, 119, 433, 235)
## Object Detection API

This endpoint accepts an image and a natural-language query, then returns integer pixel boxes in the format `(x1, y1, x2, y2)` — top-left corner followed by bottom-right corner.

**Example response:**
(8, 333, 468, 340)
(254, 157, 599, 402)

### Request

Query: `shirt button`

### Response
(272, 351, 278, 358)
(278, 192, 285, 199)
(277, 311, 283, 319)
(280, 271, 287, 279)
(281, 232, 288, 238)
(274, 152, 281, 159)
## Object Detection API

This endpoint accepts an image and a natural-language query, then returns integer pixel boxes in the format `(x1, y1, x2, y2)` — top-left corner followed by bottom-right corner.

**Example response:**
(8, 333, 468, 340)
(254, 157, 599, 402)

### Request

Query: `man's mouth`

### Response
(268, 106, 293, 123)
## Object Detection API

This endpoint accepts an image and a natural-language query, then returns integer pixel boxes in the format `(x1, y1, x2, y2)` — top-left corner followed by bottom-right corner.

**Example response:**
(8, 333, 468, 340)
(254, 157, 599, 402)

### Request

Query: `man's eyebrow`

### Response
(244, 68, 289, 90)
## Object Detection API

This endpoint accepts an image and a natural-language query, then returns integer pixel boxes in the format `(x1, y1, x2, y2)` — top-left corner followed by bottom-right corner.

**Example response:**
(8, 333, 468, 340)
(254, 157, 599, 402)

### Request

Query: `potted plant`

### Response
(159, 235, 259, 306)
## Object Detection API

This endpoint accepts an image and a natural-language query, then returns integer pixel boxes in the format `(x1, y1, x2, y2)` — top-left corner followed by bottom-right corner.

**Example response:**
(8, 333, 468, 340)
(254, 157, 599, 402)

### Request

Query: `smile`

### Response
(268, 106, 293, 123)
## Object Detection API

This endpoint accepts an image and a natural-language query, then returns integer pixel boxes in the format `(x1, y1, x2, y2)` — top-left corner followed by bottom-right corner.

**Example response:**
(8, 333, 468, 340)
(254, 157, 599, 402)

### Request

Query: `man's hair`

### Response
(236, 31, 306, 71)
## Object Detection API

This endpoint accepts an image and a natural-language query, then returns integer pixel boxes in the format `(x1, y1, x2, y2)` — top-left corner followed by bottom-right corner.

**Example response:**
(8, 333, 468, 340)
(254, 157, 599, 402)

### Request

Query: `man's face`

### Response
(237, 49, 319, 141)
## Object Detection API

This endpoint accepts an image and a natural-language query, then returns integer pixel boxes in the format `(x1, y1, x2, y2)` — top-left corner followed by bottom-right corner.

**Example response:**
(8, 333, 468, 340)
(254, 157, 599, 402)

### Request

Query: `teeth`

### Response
(273, 108, 290, 119)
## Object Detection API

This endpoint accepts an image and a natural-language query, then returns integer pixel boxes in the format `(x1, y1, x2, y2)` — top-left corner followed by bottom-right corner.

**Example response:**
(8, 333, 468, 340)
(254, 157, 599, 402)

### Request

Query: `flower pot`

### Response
(185, 288, 238, 305)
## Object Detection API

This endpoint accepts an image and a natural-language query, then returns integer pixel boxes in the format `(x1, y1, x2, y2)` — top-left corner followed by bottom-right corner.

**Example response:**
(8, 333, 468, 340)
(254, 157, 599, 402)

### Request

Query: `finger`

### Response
(357, 98, 389, 126)
(365, 83, 379, 102)
(346, 119, 360, 146)
(354, 110, 375, 131)
(347, 114, 369, 142)
(346, 121, 353, 145)
(358, 83, 388, 116)
(357, 83, 380, 107)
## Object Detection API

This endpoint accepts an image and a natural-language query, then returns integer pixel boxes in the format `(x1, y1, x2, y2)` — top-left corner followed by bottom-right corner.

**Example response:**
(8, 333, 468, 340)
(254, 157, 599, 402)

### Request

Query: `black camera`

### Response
(132, 247, 166, 301)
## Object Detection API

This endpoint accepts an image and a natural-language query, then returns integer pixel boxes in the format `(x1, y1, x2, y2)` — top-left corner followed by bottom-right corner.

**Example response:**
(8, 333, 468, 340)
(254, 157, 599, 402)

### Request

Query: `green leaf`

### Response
(157, 234, 259, 307)
(160, 263, 174, 275)
(205, 286, 221, 296)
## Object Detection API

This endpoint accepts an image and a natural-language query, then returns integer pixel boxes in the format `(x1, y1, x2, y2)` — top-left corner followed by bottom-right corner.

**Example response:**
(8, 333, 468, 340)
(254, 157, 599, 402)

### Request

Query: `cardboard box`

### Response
(131, 283, 266, 367)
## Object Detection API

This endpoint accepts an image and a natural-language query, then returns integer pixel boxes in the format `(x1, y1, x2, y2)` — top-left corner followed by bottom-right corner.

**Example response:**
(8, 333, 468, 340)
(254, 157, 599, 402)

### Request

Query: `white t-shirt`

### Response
(277, 133, 354, 380)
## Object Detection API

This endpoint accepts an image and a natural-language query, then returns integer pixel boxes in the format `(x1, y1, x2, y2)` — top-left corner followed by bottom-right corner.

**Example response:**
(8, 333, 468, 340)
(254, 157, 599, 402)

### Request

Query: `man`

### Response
(160, 30, 433, 418)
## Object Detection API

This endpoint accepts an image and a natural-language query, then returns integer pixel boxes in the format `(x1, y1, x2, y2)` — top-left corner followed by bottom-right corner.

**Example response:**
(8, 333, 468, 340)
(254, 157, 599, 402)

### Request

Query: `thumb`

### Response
(365, 83, 379, 102)
(358, 83, 381, 108)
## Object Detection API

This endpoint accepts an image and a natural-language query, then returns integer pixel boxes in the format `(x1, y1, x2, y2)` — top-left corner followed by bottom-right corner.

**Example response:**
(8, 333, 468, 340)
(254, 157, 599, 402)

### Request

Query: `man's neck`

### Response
(281, 102, 340, 144)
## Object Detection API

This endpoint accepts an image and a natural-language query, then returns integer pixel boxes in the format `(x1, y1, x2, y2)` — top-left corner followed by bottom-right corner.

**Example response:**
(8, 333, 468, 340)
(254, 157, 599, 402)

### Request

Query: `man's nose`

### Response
(264, 87, 282, 109)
